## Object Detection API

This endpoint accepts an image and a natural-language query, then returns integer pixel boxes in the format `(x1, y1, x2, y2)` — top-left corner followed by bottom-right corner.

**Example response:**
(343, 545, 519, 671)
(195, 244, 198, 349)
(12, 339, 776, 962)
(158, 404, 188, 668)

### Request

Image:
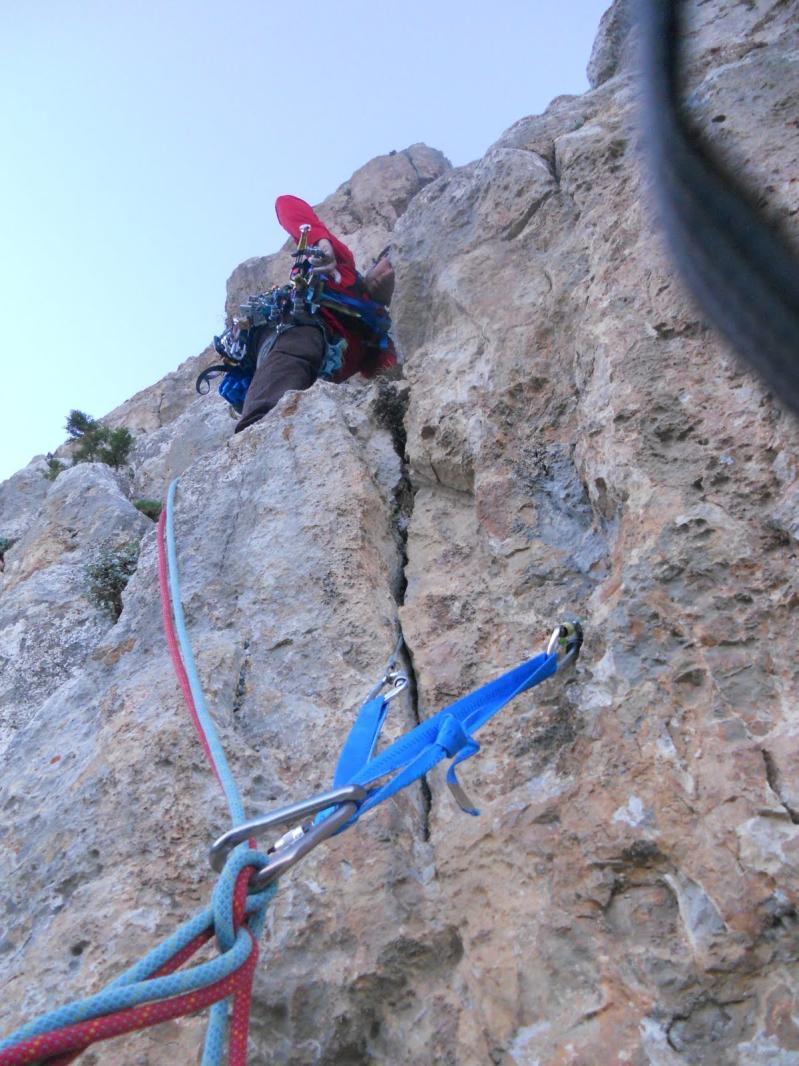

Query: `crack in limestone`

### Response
(397, 622, 431, 844)
(502, 187, 557, 242)
(762, 748, 799, 824)
(232, 638, 251, 716)
(402, 147, 424, 187)
(397, 515, 432, 845)
(375, 380, 432, 843)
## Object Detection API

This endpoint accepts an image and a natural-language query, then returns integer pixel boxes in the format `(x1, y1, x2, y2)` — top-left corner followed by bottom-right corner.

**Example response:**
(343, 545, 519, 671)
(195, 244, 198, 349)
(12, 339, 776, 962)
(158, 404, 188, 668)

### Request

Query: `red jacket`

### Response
(275, 195, 396, 381)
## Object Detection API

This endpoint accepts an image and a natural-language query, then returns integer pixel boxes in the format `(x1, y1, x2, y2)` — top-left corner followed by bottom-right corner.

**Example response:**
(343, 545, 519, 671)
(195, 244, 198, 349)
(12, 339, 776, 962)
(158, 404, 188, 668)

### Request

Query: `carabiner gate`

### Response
(209, 784, 366, 891)
(546, 620, 584, 667)
(383, 671, 409, 704)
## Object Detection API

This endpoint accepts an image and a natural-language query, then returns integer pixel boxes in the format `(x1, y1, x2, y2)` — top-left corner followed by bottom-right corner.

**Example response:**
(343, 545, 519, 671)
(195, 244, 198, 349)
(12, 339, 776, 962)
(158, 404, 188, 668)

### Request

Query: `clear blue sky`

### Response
(0, 1, 609, 483)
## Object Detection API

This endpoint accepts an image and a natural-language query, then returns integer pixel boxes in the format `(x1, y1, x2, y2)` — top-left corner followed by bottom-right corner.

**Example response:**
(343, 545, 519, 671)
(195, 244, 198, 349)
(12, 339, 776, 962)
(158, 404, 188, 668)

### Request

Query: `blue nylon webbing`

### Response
(2, 480, 569, 1062)
(333, 697, 389, 786)
(330, 651, 558, 824)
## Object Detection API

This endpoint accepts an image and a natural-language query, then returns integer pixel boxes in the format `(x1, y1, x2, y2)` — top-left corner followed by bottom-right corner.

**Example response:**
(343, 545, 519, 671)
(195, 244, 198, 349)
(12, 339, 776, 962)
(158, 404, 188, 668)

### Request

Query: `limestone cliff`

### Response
(2, 3, 799, 1063)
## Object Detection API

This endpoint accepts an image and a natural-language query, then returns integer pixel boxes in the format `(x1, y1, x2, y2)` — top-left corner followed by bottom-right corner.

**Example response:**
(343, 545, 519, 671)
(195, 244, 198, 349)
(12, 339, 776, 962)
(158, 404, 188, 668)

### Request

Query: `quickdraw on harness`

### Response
(0, 478, 584, 1065)
(196, 224, 394, 413)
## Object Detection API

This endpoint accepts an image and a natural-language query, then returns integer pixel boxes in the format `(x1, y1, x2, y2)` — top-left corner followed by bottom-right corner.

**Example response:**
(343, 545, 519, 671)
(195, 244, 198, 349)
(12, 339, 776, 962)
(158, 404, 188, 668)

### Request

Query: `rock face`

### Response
(0, 463, 150, 760)
(2, 5, 799, 1064)
(586, 0, 635, 89)
(225, 144, 451, 320)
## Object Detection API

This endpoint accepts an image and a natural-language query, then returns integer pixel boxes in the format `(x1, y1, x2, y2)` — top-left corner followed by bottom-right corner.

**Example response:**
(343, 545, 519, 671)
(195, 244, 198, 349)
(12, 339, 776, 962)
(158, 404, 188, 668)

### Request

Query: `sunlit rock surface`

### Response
(2, 3, 799, 1063)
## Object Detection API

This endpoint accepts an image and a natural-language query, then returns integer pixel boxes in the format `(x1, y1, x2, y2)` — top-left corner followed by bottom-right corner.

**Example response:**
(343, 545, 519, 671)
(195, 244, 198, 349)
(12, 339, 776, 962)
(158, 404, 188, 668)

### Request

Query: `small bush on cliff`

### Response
(43, 455, 66, 481)
(134, 498, 162, 521)
(66, 410, 133, 469)
(0, 536, 17, 563)
(86, 541, 140, 620)
(372, 379, 408, 457)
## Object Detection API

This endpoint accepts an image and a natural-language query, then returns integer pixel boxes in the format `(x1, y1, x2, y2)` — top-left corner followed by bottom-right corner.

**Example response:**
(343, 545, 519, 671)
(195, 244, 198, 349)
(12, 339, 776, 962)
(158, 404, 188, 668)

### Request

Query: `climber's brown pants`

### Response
(235, 326, 326, 433)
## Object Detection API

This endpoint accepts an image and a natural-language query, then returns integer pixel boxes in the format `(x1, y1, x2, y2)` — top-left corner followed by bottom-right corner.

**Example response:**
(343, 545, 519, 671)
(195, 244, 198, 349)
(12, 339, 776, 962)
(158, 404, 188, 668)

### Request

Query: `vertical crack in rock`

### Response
(762, 748, 799, 824)
(399, 634, 431, 843)
(402, 147, 424, 186)
(372, 378, 432, 842)
(232, 638, 250, 716)
(6, 17, 799, 1058)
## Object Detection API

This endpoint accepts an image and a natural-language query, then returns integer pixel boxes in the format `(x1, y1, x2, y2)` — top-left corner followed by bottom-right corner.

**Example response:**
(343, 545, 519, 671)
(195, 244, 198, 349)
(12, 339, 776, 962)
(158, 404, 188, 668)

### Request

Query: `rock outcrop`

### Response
(2, 3, 799, 1063)
(225, 144, 451, 319)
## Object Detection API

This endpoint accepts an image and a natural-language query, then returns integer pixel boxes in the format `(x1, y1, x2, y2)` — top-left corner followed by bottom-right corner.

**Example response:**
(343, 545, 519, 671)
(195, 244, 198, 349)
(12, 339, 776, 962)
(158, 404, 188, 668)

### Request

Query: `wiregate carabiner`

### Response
(209, 784, 366, 891)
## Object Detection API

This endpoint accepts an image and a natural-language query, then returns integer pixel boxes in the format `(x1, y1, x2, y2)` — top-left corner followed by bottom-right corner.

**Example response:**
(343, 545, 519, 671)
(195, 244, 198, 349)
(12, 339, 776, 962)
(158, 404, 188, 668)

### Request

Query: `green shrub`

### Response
(86, 541, 140, 620)
(134, 498, 162, 521)
(101, 427, 135, 469)
(43, 456, 66, 481)
(66, 410, 133, 469)
(373, 379, 408, 456)
(0, 536, 16, 563)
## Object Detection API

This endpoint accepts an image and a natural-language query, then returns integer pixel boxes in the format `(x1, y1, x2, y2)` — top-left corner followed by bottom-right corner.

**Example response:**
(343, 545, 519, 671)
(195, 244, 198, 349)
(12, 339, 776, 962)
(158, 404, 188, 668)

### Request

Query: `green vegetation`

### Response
(43, 456, 66, 481)
(86, 541, 140, 620)
(134, 498, 162, 522)
(0, 536, 17, 564)
(66, 410, 134, 469)
(373, 379, 408, 457)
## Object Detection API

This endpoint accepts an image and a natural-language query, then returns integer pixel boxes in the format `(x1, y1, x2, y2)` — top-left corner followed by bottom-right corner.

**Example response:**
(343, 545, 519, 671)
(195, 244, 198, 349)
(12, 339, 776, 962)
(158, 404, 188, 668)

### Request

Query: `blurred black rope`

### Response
(638, 0, 799, 417)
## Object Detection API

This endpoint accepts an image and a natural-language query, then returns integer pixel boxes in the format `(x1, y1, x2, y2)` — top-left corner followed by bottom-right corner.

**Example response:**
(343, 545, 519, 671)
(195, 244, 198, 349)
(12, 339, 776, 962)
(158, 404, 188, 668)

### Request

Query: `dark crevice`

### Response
(666, 1005, 694, 1052)
(762, 748, 799, 824)
(551, 142, 563, 186)
(401, 148, 439, 199)
(373, 378, 431, 842)
(232, 639, 251, 715)
(398, 630, 430, 844)
(402, 148, 424, 186)
(502, 188, 557, 242)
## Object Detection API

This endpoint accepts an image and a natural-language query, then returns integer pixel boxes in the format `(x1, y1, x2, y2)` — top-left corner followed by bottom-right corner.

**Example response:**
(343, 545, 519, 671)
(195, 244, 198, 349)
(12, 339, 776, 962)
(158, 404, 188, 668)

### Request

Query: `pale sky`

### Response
(0, 1, 610, 483)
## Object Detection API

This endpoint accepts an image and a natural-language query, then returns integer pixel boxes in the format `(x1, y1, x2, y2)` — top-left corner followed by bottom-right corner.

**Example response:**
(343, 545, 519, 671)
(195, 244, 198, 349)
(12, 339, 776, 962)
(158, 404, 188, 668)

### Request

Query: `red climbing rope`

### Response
(0, 867, 256, 1066)
(156, 509, 223, 787)
(156, 507, 258, 1064)
(0, 512, 260, 1065)
(0, 944, 258, 1065)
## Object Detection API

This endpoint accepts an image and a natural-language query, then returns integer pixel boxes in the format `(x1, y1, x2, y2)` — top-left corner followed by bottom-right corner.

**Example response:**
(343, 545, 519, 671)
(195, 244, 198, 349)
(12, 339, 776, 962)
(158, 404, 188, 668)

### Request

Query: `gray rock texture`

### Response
(225, 144, 452, 322)
(2, 4, 799, 1064)
(0, 463, 149, 758)
(586, 0, 635, 89)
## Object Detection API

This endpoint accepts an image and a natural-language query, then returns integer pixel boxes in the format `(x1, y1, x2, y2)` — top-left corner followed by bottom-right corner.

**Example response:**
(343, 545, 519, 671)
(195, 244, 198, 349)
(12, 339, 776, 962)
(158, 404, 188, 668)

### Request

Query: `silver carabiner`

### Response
(383, 671, 409, 704)
(209, 784, 366, 891)
(363, 634, 406, 703)
(546, 620, 584, 667)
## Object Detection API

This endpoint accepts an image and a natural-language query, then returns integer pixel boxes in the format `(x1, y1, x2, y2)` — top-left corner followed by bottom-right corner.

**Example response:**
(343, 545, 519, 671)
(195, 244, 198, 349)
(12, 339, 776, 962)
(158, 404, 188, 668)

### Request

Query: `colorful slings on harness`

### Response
(318, 288, 393, 349)
(318, 335, 347, 380)
(218, 366, 255, 413)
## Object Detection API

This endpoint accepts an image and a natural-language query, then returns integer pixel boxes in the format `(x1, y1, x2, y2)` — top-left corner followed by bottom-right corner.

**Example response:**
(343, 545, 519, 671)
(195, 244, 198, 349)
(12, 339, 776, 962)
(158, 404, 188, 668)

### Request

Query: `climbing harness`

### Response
(0, 479, 583, 1063)
(196, 223, 393, 413)
(639, 0, 799, 418)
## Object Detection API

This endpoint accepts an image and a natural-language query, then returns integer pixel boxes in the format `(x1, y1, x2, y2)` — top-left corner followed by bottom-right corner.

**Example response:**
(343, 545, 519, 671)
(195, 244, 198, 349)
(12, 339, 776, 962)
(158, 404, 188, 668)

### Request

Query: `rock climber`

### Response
(234, 195, 397, 433)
